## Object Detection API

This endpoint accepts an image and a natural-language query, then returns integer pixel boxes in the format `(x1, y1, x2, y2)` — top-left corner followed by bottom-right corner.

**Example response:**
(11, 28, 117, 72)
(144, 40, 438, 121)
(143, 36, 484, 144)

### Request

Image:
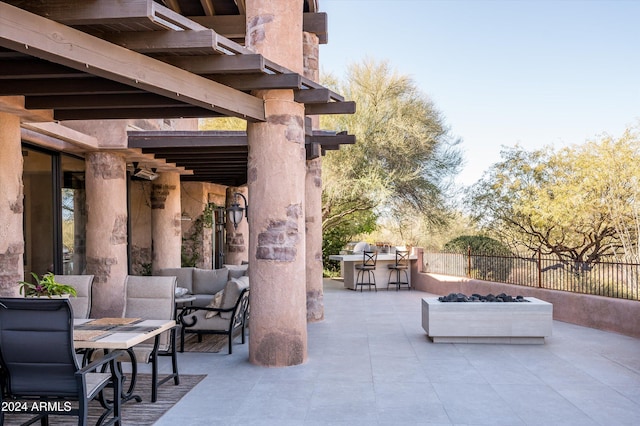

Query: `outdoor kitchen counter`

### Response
(329, 253, 418, 290)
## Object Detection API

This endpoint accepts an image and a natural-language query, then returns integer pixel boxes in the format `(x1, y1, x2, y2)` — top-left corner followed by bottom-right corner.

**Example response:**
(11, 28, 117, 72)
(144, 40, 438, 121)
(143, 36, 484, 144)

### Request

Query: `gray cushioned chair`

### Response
(55, 274, 95, 319)
(178, 277, 250, 354)
(123, 275, 179, 403)
(0, 297, 122, 426)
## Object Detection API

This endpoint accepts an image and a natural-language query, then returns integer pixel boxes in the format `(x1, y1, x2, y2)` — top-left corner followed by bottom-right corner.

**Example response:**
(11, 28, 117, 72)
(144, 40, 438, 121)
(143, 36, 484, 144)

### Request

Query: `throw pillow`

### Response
(219, 276, 249, 320)
(224, 264, 249, 279)
(205, 289, 224, 319)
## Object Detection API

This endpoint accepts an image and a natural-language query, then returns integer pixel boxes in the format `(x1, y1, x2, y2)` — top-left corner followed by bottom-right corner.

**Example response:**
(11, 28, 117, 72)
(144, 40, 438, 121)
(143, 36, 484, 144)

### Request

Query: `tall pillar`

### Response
(246, 0, 307, 366)
(0, 112, 24, 296)
(85, 152, 128, 317)
(303, 31, 324, 322)
(305, 157, 324, 321)
(151, 172, 182, 272)
(225, 186, 249, 265)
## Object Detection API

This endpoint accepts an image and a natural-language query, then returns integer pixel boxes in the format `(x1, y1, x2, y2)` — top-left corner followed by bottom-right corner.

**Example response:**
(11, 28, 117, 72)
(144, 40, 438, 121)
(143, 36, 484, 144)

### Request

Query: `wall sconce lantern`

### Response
(226, 192, 248, 230)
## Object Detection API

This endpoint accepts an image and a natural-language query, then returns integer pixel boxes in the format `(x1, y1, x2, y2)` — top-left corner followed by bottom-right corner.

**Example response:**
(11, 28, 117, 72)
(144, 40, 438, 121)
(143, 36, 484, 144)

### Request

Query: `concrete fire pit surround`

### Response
(421, 296, 553, 344)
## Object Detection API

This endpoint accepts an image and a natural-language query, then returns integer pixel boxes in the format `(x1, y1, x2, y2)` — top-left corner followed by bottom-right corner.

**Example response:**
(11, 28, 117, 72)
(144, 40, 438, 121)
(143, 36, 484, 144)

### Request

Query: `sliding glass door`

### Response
(22, 145, 86, 280)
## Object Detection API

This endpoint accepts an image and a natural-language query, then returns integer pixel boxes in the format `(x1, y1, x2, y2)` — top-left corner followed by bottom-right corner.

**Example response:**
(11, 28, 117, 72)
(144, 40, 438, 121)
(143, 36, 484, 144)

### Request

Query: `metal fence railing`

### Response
(422, 250, 640, 301)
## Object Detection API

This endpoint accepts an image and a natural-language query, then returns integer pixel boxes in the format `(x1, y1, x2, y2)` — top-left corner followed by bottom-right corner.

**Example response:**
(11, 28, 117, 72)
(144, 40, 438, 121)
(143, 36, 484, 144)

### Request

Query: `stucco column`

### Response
(0, 112, 24, 296)
(305, 157, 324, 321)
(303, 31, 324, 322)
(225, 186, 249, 265)
(151, 172, 182, 272)
(85, 152, 128, 317)
(246, 0, 307, 366)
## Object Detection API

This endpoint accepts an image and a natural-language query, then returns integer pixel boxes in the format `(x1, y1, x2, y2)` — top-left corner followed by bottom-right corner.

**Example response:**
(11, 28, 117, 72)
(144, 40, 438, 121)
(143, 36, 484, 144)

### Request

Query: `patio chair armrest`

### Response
(178, 306, 234, 327)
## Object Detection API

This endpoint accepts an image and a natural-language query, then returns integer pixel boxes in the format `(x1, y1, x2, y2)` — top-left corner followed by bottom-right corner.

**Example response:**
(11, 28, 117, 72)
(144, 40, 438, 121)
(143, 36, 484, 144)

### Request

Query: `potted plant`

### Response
(19, 272, 77, 298)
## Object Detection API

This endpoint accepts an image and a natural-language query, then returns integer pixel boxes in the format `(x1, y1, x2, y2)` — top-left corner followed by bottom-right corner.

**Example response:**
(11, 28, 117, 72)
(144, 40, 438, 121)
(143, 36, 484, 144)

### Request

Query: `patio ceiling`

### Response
(0, 0, 355, 185)
(128, 129, 355, 186)
(0, 0, 351, 122)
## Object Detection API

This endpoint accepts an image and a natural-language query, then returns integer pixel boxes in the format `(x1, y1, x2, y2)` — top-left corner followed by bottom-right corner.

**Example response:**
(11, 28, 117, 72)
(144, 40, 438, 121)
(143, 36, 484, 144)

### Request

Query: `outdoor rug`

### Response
(181, 332, 229, 353)
(2, 373, 206, 425)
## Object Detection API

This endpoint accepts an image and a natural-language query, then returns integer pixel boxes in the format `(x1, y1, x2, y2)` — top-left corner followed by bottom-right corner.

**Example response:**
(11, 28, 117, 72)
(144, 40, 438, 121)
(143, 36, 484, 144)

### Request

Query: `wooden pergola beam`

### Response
(25, 93, 190, 110)
(101, 29, 251, 55)
(157, 54, 265, 74)
(303, 12, 328, 44)
(295, 88, 331, 104)
(305, 101, 356, 115)
(53, 107, 223, 121)
(164, 0, 182, 14)
(190, 15, 245, 40)
(0, 78, 142, 96)
(191, 12, 328, 44)
(0, 58, 85, 79)
(311, 133, 356, 147)
(210, 73, 302, 90)
(101, 30, 223, 54)
(6, 0, 206, 31)
(200, 0, 216, 16)
(0, 3, 265, 121)
(128, 130, 248, 148)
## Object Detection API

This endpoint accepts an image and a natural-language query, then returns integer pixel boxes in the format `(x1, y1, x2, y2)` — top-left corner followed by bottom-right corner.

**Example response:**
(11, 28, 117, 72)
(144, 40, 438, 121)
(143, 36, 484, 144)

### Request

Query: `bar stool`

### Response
(387, 250, 410, 290)
(355, 251, 378, 292)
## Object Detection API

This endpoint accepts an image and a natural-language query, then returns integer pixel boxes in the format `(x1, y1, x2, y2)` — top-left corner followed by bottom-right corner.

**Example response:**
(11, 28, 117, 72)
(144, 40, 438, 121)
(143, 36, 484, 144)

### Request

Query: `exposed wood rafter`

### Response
(191, 12, 328, 44)
(1, 0, 355, 185)
(128, 129, 355, 185)
(0, 2, 265, 121)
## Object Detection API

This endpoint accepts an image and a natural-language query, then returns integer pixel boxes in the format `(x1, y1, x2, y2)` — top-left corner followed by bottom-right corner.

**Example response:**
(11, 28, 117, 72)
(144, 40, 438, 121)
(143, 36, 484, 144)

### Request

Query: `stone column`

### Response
(305, 157, 324, 321)
(0, 112, 24, 296)
(225, 186, 249, 265)
(72, 188, 87, 274)
(151, 172, 182, 272)
(246, 0, 308, 366)
(303, 31, 324, 322)
(85, 152, 128, 317)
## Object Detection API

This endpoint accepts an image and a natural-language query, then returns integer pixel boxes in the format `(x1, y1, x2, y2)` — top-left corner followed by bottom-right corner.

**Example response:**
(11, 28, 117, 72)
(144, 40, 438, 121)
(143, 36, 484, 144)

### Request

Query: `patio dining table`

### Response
(73, 318, 176, 404)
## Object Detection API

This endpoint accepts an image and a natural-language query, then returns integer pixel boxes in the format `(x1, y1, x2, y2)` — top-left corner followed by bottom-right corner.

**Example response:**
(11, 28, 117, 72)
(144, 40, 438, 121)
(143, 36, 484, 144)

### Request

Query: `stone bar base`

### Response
(421, 297, 553, 344)
(328, 254, 417, 290)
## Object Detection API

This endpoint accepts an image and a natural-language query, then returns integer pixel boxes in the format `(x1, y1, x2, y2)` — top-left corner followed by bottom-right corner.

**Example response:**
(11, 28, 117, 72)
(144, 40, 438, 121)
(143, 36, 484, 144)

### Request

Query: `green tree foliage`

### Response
(466, 126, 640, 274)
(320, 58, 462, 257)
(322, 209, 377, 275)
(444, 235, 513, 281)
(444, 235, 512, 255)
(581, 127, 640, 263)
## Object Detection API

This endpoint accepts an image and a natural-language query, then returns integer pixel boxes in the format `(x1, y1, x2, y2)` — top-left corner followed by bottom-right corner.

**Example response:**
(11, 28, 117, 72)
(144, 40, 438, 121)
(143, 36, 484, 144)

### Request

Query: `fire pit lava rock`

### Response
(438, 292, 529, 303)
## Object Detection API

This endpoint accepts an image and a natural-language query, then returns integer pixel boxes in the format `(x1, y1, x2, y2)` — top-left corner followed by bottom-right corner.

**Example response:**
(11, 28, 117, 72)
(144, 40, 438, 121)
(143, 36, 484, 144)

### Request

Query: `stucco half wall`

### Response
(410, 265, 640, 339)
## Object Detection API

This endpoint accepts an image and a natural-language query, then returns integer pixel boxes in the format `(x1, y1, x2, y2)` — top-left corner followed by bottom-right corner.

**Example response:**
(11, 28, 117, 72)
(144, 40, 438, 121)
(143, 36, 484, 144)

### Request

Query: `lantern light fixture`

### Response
(227, 192, 248, 230)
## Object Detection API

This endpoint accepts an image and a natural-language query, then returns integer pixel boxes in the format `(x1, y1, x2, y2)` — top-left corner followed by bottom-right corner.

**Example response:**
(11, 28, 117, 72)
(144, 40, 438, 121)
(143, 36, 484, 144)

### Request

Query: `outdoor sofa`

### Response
(157, 265, 248, 308)
(157, 266, 250, 354)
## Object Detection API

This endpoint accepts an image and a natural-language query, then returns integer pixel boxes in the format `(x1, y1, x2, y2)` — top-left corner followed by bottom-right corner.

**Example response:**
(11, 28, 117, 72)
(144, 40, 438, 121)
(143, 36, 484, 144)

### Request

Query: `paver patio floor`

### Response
(153, 278, 640, 425)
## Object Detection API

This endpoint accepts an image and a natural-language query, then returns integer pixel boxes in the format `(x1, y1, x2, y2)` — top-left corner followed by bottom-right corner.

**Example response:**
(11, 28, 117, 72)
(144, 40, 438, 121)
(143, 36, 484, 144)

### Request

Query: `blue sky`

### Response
(319, 0, 640, 187)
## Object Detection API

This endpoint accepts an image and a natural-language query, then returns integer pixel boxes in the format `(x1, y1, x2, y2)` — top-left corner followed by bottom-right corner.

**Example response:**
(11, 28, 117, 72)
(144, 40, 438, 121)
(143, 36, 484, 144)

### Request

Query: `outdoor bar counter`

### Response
(329, 253, 418, 290)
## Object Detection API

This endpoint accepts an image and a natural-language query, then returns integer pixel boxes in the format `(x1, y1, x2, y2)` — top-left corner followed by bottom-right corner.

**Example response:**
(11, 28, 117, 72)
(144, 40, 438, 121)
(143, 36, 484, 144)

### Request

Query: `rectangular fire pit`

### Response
(421, 297, 553, 344)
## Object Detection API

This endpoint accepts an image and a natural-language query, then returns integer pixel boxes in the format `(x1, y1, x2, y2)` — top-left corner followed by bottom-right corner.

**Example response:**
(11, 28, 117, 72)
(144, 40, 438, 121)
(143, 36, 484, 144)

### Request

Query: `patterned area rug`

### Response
(181, 332, 229, 353)
(2, 374, 206, 425)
